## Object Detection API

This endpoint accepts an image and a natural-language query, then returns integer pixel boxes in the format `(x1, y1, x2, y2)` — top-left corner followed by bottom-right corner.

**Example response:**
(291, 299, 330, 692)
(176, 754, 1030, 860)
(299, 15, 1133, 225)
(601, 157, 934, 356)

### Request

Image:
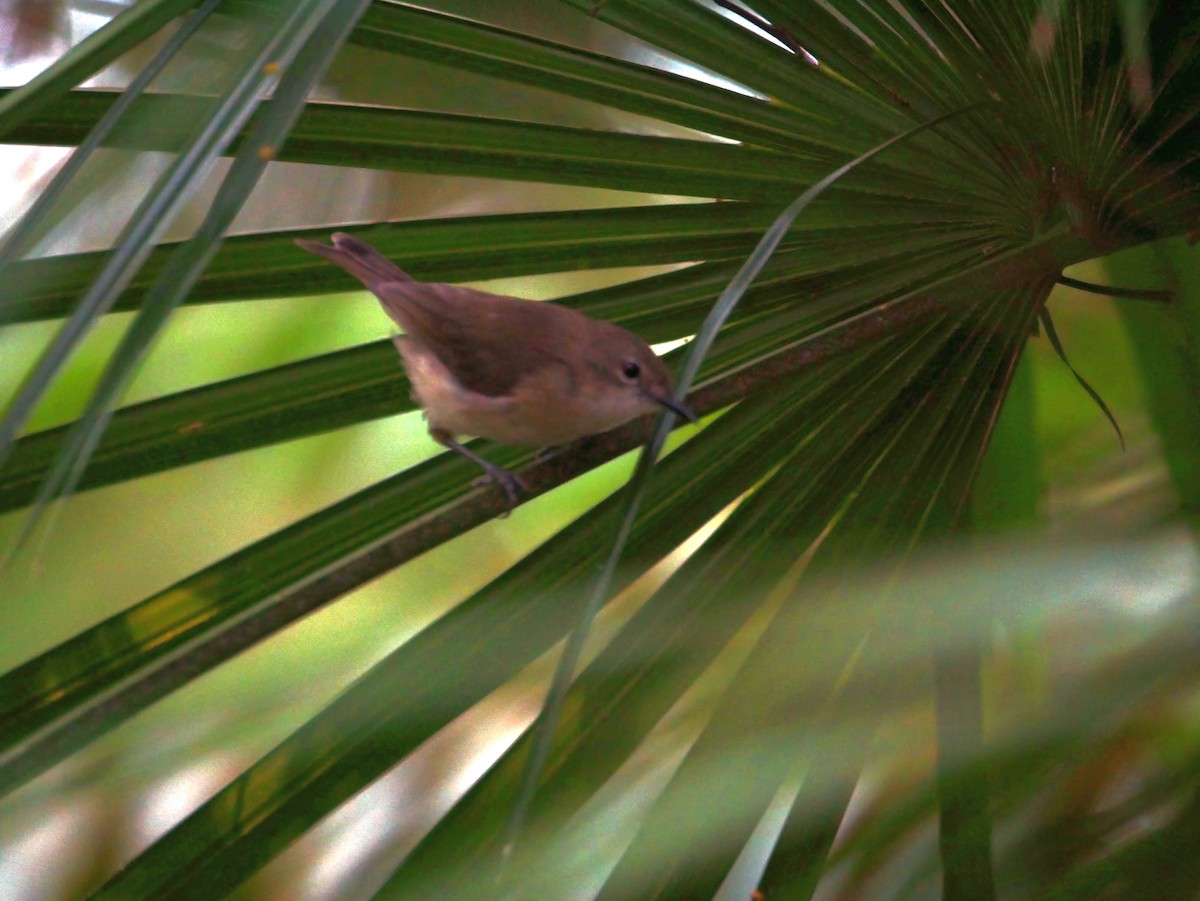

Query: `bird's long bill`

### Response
(652, 392, 698, 424)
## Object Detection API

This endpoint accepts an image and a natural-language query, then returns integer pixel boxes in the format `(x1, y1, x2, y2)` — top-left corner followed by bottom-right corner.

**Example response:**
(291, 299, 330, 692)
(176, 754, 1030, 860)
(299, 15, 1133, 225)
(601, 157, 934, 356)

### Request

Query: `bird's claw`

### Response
(472, 466, 529, 516)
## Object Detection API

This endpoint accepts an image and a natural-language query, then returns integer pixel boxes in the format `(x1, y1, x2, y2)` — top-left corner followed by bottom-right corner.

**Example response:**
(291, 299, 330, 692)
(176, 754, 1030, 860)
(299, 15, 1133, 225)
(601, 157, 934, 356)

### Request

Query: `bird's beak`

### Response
(652, 392, 698, 424)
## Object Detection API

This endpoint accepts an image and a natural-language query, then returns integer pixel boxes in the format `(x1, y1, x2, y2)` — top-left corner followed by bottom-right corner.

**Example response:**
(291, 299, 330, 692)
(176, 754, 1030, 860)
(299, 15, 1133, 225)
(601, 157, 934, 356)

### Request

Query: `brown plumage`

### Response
(296, 232, 695, 509)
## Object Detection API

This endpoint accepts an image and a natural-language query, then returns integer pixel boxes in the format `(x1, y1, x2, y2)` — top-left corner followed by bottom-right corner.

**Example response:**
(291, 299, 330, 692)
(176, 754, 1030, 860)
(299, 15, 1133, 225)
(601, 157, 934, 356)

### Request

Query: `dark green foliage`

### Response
(1, 1, 1198, 898)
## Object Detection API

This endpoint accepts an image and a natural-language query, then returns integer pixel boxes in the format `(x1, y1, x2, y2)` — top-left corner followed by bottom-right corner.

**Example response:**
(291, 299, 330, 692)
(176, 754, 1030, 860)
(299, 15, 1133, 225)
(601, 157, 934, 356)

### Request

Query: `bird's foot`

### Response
(432, 428, 529, 516)
(535, 435, 598, 463)
(472, 464, 529, 516)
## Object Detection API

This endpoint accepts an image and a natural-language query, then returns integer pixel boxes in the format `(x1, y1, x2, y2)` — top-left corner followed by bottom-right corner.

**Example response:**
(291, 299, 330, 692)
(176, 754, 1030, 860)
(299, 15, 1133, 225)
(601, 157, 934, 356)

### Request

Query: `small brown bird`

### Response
(296, 232, 696, 508)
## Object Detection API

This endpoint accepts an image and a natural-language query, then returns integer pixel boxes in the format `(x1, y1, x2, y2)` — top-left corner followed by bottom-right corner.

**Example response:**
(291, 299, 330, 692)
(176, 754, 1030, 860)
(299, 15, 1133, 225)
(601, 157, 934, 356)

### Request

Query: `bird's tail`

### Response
(294, 232, 411, 290)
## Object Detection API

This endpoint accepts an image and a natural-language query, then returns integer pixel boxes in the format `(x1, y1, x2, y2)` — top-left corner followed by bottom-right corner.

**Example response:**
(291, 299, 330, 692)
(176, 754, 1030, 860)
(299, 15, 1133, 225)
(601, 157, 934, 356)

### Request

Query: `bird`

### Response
(296, 232, 696, 509)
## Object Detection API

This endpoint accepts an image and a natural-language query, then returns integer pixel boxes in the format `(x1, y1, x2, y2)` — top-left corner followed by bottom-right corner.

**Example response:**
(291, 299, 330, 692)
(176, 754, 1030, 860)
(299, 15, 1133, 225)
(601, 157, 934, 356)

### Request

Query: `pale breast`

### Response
(393, 336, 653, 446)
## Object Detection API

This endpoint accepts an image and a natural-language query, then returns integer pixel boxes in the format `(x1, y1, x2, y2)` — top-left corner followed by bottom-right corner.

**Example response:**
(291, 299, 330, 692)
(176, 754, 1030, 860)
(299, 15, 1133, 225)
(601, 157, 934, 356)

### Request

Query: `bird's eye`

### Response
(621, 361, 641, 380)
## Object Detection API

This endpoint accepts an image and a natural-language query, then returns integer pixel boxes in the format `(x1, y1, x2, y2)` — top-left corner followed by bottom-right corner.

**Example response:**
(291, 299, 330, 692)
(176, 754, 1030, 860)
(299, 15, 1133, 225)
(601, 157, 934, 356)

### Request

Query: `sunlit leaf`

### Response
(1, 0, 1198, 897)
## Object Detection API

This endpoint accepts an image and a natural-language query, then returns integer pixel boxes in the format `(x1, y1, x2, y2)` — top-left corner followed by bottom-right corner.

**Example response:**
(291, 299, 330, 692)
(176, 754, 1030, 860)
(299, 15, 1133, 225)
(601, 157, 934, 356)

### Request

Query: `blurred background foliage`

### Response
(1, 1, 1199, 898)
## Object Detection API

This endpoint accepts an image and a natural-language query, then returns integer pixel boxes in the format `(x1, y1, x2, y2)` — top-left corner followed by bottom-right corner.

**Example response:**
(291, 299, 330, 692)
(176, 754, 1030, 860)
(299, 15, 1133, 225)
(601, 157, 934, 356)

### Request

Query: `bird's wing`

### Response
(374, 280, 573, 397)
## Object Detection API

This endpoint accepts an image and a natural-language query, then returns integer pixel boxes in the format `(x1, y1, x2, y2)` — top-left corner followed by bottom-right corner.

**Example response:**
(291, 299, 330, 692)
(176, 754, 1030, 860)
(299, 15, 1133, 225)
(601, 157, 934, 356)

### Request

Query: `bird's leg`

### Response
(430, 428, 527, 513)
(535, 433, 600, 463)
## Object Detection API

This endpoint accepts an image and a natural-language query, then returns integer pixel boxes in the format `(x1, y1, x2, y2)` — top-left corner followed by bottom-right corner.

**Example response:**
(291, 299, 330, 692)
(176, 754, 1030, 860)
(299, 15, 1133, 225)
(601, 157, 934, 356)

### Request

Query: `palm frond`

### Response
(2, 1, 1198, 897)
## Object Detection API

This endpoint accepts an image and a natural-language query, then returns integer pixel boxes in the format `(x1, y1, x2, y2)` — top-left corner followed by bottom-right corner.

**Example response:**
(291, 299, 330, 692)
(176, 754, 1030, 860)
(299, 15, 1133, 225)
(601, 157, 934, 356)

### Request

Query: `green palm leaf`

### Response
(2, 1, 1198, 897)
